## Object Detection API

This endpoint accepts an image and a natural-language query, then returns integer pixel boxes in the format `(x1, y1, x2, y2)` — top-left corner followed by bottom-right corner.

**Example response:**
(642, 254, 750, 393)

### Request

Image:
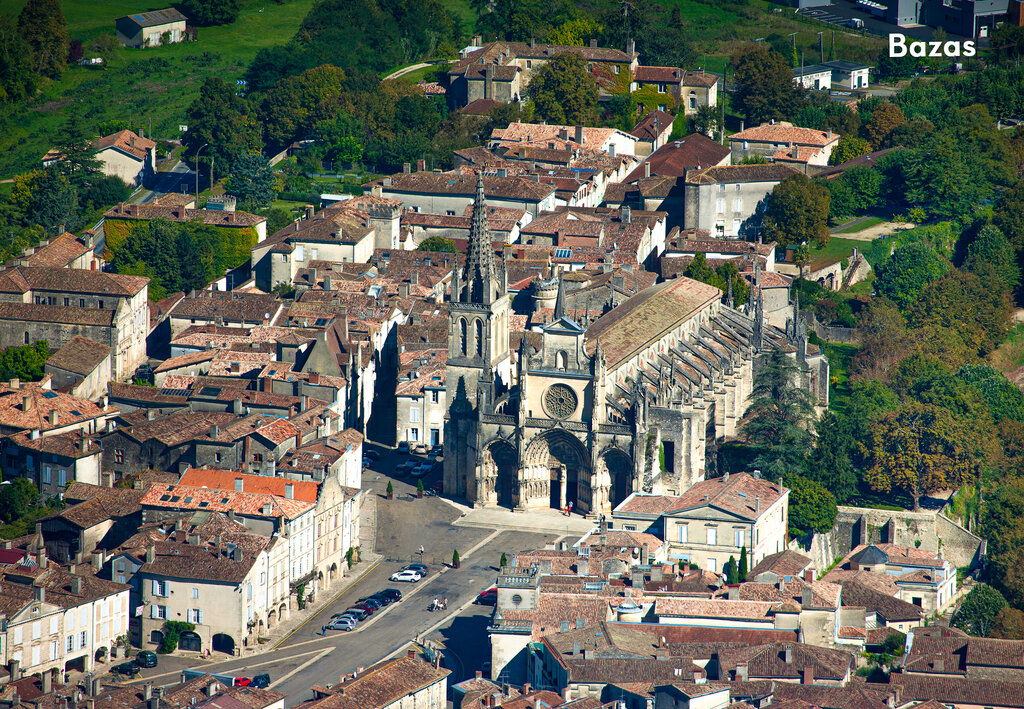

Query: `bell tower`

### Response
(444, 173, 513, 502)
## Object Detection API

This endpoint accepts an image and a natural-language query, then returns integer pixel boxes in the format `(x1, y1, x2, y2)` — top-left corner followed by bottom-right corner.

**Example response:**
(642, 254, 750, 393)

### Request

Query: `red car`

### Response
(233, 678, 251, 687)
(474, 588, 498, 605)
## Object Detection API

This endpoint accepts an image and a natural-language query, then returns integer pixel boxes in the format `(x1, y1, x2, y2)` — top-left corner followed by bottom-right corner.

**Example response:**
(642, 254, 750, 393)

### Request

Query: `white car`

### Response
(390, 569, 422, 583)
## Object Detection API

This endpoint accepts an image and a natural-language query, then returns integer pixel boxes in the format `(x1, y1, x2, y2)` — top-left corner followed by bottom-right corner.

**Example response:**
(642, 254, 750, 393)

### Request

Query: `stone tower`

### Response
(444, 173, 513, 503)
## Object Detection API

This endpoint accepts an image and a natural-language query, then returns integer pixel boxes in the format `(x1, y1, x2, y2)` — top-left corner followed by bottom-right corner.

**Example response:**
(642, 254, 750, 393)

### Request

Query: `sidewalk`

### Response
(447, 498, 595, 537)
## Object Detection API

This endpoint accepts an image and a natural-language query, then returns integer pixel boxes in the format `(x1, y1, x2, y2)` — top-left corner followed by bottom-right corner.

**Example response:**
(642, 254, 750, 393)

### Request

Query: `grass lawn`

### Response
(991, 322, 1024, 377)
(807, 236, 862, 271)
(821, 342, 859, 414)
(0, 0, 313, 179)
(834, 216, 884, 234)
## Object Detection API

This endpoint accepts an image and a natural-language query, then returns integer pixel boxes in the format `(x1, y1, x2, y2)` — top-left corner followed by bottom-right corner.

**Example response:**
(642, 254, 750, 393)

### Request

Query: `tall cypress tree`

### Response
(17, 0, 68, 79)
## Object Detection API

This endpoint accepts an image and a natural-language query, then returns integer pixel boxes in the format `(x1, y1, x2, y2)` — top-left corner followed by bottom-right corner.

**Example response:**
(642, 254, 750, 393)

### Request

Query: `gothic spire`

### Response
(461, 172, 500, 304)
(553, 273, 566, 320)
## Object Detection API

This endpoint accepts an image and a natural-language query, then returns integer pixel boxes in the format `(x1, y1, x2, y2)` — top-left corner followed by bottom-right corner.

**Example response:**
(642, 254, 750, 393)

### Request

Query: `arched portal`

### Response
(212, 634, 235, 655)
(603, 449, 635, 509)
(524, 430, 591, 511)
(483, 440, 518, 509)
(179, 631, 202, 653)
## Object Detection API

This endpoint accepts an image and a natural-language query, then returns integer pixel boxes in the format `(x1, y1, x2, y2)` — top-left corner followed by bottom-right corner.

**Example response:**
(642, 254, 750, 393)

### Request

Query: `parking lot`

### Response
(795, 1, 952, 41)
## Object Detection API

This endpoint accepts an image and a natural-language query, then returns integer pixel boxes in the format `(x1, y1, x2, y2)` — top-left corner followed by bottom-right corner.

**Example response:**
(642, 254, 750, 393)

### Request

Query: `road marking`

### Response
(269, 647, 334, 689)
(272, 558, 382, 649)
(137, 649, 325, 684)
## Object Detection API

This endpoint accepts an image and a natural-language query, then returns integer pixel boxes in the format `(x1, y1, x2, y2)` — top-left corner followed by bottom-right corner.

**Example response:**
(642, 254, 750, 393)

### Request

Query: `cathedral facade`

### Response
(444, 176, 821, 514)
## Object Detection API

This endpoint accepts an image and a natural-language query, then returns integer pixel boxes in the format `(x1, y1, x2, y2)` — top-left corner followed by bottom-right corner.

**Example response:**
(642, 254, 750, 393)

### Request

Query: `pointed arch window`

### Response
(475, 319, 484, 358)
(556, 350, 568, 371)
(460, 318, 468, 356)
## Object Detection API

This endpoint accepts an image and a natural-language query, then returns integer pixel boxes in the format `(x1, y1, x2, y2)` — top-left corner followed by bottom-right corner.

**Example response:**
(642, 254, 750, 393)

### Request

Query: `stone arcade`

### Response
(444, 174, 825, 514)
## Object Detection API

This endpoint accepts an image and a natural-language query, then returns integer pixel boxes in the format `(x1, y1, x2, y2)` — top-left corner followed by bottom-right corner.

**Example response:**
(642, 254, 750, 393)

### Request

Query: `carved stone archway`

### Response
(523, 430, 591, 512)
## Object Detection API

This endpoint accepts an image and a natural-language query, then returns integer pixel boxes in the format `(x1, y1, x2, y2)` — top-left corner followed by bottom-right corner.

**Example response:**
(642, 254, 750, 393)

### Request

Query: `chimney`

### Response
(801, 586, 813, 608)
(623, 205, 631, 223)
(728, 586, 739, 600)
(755, 495, 761, 514)
(626, 38, 635, 55)
(9, 378, 18, 389)
(590, 39, 598, 48)
(41, 669, 52, 694)
(407, 649, 416, 660)
(146, 545, 155, 564)
(210, 424, 220, 438)
(784, 644, 793, 664)
(572, 641, 581, 656)
(91, 552, 102, 571)
(144, 684, 153, 701)
(577, 559, 589, 576)
(802, 667, 813, 685)
(148, 698, 158, 709)
(574, 125, 584, 144)
(285, 483, 294, 500)
(8, 659, 20, 681)
(736, 662, 748, 682)
(92, 678, 101, 697)
(934, 658, 944, 672)
(72, 576, 82, 594)
(235, 477, 244, 492)
(21, 394, 30, 411)
(232, 547, 243, 561)
(189, 534, 200, 545)
(804, 568, 814, 582)
(403, 162, 411, 174)
(644, 162, 651, 178)
(416, 159, 426, 172)
(523, 683, 531, 695)
(305, 205, 315, 220)
(475, 671, 482, 680)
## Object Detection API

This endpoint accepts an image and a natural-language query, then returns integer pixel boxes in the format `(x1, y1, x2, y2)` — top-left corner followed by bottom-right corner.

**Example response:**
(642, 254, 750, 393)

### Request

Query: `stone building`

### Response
(0, 267, 149, 380)
(444, 176, 816, 514)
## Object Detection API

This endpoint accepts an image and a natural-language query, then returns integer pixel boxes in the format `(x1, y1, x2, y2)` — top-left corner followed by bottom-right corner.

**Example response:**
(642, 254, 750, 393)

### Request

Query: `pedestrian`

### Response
(322, 625, 327, 635)
(443, 597, 448, 610)
(568, 501, 574, 516)
(419, 545, 425, 556)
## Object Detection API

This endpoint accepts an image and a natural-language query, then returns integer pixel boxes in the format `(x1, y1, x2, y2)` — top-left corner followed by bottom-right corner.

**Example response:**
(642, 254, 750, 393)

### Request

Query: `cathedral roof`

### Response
(584, 277, 720, 367)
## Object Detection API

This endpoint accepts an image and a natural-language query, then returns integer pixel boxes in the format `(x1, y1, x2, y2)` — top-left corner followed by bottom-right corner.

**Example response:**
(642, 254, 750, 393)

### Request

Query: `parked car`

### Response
(390, 569, 422, 583)
(411, 463, 432, 478)
(233, 677, 252, 687)
(368, 594, 392, 607)
(343, 607, 370, 621)
(379, 588, 403, 602)
(250, 674, 271, 688)
(111, 662, 140, 678)
(413, 443, 427, 455)
(327, 618, 356, 632)
(365, 449, 379, 460)
(352, 602, 377, 615)
(359, 596, 385, 609)
(429, 445, 443, 457)
(475, 588, 498, 605)
(397, 441, 410, 454)
(395, 460, 415, 475)
(135, 651, 159, 668)
(403, 563, 429, 577)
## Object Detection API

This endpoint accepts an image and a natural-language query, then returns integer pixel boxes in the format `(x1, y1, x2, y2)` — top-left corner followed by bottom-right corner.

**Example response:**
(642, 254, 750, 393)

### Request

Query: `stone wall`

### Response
(790, 505, 984, 573)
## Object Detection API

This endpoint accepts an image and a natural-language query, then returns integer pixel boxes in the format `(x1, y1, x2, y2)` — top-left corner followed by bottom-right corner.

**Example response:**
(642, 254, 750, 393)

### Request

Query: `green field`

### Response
(807, 236, 863, 271)
(834, 216, 885, 234)
(0, 0, 313, 179)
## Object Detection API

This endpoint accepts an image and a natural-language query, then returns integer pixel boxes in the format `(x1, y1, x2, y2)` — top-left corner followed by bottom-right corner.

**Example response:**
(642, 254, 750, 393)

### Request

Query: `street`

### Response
(129, 444, 561, 706)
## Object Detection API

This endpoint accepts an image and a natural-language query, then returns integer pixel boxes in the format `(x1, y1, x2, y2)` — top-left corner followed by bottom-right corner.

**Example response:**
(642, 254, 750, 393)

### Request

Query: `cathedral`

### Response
(444, 175, 826, 514)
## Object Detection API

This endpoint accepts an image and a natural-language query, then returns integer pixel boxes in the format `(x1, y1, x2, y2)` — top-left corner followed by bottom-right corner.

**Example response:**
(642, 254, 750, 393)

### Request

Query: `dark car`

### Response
(403, 563, 428, 576)
(250, 674, 271, 689)
(111, 662, 140, 678)
(379, 588, 403, 602)
(360, 597, 385, 609)
(352, 601, 377, 615)
(475, 588, 498, 605)
(368, 593, 392, 606)
(135, 650, 158, 668)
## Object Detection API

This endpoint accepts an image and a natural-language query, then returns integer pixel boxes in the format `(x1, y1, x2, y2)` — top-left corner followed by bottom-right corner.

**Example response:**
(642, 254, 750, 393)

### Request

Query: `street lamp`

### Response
(195, 143, 209, 203)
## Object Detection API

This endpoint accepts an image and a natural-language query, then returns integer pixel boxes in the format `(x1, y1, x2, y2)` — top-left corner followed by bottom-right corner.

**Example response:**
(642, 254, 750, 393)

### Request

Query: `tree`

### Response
(843, 166, 883, 208)
(873, 243, 951, 310)
(874, 50, 917, 81)
(830, 135, 871, 165)
(30, 169, 78, 232)
(261, 65, 347, 148)
(418, 236, 457, 253)
(693, 104, 721, 140)
(724, 556, 737, 584)
(963, 225, 1020, 293)
(732, 45, 805, 125)
(0, 341, 50, 382)
(52, 115, 101, 187)
(802, 411, 857, 502)
(17, 0, 68, 79)
(183, 78, 262, 177)
(907, 269, 1012, 357)
(953, 583, 1007, 637)
(762, 173, 830, 249)
(547, 18, 602, 46)
(993, 607, 1024, 639)
(452, 548, 460, 568)
(175, 0, 239, 26)
(417, 478, 424, 496)
(958, 364, 1024, 423)
(0, 478, 38, 523)
(226, 153, 276, 211)
(738, 546, 748, 581)
(785, 474, 838, 535)
(386, 481, 393, 498)
(742, 349, 815, 479)
(863, 103, 906, 149)
(527, 53, 599, 126)
(994, 181, 1024, 250)
(865, 402, 985, 510)
(0, 14, 38, 102)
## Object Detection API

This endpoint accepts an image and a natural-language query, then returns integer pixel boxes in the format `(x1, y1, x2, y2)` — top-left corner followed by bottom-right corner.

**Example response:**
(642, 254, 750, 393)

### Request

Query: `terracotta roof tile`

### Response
(141, 483, 314, 520)
(95, 129, 156, 161)
(45, 336, 112, 375)
(291, 655, 449, 709)
(729, 123, 840, 147)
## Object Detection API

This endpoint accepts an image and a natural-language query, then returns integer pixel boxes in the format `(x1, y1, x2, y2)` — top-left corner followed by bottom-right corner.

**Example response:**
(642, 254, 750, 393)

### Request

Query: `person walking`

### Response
(321, 625, 327, 636)
(568, 501, 574, 516)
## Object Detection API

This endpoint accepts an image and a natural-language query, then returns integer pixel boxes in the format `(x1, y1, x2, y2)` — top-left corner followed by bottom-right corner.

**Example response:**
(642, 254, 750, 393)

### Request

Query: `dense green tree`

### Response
(693, 104, 721, 141)
(732, 45, 805, 125)
(738, 546, 748, 581)
(963, 225, 1020, 293)
(874, 51, 917, 81)
(953, 583, 1008, 637)
(175, 0, 239, 26)
(843, 166, 883, 208)
(983, 478, 1024, 606)
(802, 411, 857, 502)
(762, 173, 830, 249)
(906, 131, 996, 221)
(261, 65, 347, 148)
(418, 236, 457, 252)
(908, 269, 1012, 356)
(316, 112, 363, 168)
(17, 0, 67, 79)
(742, 349, 815, 479)
(830, 135, 870, 165)
(51, 115, 101, 187)
(226, 153, 276, 211)
(30, 169, 78, 232)
(873, 243, 950, 310)
(527, 53, 599, 126)
(784, 474, 838, 536)
(0, 14, 37, 103)
(183, 78, 262, 176)
(958, 364, 1024, 423)
(865, 402, 985, 509)
(0, 478, 38, 523)
(0, 342, 50, 382)
(993, 181, 1024, 251)
(994, 607, 1024, 639)
(683, 254, 750, 306)
(80, 175, 131, 212)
